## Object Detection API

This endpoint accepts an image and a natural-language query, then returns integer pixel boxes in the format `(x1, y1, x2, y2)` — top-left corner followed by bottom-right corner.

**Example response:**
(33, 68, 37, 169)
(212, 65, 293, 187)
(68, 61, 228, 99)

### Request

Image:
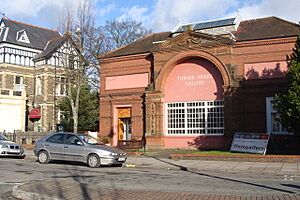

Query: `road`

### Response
(0, 154, 299, 199)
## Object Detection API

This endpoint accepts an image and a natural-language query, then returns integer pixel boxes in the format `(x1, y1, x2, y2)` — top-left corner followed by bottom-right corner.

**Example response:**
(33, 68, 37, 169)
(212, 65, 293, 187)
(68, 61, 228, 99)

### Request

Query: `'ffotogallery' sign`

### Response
(230, 132, 270, 155)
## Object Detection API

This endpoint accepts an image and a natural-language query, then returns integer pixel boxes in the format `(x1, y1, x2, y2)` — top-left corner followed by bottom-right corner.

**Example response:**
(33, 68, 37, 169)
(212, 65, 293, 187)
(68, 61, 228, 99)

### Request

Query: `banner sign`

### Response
(230, 132, 270, 155)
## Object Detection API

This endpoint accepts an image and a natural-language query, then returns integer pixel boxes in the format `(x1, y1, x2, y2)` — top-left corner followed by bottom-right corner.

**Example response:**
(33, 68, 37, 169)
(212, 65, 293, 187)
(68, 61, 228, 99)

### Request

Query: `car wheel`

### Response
(38, 151, 49, 164)
(87, 154, 100, 168)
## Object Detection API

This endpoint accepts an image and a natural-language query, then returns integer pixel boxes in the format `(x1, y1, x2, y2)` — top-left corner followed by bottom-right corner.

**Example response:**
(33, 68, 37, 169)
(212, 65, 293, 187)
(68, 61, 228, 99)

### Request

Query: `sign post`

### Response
(230, 132, 270, 155)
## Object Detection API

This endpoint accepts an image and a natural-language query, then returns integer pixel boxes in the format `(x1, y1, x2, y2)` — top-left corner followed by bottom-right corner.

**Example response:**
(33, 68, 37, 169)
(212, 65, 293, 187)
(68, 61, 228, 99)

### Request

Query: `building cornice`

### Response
(234, 36, 297, 48)
(99, 53, 150, 64)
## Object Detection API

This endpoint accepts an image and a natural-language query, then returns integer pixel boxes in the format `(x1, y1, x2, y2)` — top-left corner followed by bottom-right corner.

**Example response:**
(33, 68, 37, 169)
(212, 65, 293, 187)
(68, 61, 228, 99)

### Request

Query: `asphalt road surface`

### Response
(0, 155, 299, 199)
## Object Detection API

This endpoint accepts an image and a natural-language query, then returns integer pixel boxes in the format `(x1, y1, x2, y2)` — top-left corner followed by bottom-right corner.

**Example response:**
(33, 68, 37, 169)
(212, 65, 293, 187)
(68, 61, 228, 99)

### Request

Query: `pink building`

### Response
(99, 16, 300, 152)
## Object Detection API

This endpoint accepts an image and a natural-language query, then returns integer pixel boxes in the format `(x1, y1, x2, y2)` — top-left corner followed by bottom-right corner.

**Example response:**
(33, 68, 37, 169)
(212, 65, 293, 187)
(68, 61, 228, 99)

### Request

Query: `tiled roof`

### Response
(33, 36, 64, 61)
(234, 16, 300, 41)
(34, 33, 80, 61)
(0, 18, 61, 50)
(99, 17, 300, 59)
(99, 32, 171, 58)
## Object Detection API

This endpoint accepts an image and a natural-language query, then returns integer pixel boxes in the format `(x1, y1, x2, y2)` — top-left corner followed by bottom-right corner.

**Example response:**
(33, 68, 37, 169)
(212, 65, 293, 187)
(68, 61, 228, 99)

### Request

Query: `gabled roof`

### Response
(33, 36, 64, 61)
(99, 32, 171, 59)
(99, 16, 300, 59)
(234, 16, 300, 41)
(33, 33, 80, 61)
(0, 17, 61, 50)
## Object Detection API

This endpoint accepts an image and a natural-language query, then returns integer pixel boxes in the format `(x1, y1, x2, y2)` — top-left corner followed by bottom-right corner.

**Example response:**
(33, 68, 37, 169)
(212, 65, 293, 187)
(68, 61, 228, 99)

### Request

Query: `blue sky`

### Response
(0, 0, 299, 32)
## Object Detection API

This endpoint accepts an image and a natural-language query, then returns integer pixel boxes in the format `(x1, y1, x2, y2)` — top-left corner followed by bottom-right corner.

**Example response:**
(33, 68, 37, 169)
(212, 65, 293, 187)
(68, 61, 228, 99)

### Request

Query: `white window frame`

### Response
(15, 75, 24, 85)
(16, 30, 30, 43)
(57, 109, 64, 123)
(266, 97, 289, 135)
(36, 76, 42, 95)
(55, 77, 66, 96)
(165, 100, 224, 136)
(0, 22, 6, 38)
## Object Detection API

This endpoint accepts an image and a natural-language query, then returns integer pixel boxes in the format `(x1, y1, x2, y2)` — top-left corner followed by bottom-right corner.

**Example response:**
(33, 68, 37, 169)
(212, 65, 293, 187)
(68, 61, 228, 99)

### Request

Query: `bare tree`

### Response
(57, 0, 151, 133)
(104, 19, 152, 50)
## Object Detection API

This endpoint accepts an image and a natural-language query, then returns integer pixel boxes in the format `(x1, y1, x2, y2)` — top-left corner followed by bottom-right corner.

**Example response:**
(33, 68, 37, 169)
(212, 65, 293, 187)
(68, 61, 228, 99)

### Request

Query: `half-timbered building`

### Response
(0, 17, 80, 133)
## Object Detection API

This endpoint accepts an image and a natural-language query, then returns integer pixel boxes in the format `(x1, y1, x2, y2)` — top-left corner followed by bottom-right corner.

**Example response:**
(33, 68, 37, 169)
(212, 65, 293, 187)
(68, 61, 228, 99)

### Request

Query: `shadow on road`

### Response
(144, 155, 296, 194)
(281, 184, 300, 190)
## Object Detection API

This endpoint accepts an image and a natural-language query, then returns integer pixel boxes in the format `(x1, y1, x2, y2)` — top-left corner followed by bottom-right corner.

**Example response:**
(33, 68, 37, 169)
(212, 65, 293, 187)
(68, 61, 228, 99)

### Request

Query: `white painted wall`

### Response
(0, 90, 26, 132)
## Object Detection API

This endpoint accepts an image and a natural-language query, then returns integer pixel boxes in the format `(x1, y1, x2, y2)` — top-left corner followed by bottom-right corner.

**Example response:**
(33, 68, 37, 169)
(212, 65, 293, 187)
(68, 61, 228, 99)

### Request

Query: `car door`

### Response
(63, 134, 85, 162)
(44, 134, 65, 160)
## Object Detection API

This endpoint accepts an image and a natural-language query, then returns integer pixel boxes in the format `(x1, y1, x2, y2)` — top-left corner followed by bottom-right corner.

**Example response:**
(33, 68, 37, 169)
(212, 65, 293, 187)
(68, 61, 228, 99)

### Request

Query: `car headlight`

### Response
(0, 144, 9, 149)
(110, 152, 118, 156)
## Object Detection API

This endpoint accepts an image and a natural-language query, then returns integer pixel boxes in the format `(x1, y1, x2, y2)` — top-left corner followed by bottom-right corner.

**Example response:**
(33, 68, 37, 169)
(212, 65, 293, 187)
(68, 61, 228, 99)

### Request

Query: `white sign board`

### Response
(230, 132, 270, 155)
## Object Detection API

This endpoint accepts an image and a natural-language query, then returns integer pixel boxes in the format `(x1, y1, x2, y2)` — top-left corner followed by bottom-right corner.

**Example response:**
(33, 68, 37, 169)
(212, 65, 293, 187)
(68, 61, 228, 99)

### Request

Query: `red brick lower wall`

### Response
(145, 136, 165, 149)
(146, 135, 228, 150)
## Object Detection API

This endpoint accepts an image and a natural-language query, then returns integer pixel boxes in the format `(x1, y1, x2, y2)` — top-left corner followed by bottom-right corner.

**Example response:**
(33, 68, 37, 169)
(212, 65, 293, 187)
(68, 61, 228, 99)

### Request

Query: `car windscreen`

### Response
(78, 135, 99, 145)
(0, 134, 8, 141)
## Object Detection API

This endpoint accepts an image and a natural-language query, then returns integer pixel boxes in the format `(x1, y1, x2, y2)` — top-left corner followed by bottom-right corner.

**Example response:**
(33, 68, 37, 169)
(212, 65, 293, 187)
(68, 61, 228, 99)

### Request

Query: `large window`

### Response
(36, 76, 42, 95)
(15, 76, 23, 85)
(166, 100, 224, 135)
(55, 77, 66, 96)
(266, 97, 288, 134)
(14, 75, 24, 91)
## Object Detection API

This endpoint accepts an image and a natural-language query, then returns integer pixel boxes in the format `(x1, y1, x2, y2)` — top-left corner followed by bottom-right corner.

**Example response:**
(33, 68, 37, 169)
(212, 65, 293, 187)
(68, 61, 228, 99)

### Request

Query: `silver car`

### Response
(34, 132, 127, 168)
(0, 134, 25, 158)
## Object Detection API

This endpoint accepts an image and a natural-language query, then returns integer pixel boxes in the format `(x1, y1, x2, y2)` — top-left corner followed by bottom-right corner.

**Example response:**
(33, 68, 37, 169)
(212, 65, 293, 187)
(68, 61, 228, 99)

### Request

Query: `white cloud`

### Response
(98, 3, 116, 17)
(117, 5, 149, 23)
(0, 0, 81, 27)
(150, 0, 238, 32)
(238, 0, 300, 22)
(148, 0, 300, 32)
(1, 0, 299, 32)
(1, 0, 80, 18)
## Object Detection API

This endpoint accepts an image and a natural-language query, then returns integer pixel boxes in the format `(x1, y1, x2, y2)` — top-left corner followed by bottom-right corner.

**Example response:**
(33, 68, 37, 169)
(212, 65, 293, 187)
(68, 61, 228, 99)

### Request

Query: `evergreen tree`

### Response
(58, 84, 99, 132)
(274, 35, 300, 134)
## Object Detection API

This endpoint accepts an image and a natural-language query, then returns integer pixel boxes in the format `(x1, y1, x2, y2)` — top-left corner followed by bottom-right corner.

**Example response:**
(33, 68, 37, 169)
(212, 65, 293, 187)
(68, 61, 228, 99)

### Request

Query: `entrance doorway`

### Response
(117, 108, 131, 140)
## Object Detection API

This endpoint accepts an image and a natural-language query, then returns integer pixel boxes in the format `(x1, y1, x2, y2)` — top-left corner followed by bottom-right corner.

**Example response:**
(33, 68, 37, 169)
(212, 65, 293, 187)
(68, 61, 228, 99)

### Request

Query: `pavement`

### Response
(8, 150, 300, 200)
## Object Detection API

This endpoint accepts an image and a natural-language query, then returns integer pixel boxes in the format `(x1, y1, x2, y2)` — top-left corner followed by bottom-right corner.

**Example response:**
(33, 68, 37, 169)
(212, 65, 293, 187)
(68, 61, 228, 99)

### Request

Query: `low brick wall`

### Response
(3, 131, 48, 146)
(169, 154, 300, 163)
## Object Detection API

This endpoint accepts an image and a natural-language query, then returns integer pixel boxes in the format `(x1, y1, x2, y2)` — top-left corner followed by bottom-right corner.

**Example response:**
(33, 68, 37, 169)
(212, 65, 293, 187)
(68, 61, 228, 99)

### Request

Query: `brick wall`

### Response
(99, 36, 297, 149)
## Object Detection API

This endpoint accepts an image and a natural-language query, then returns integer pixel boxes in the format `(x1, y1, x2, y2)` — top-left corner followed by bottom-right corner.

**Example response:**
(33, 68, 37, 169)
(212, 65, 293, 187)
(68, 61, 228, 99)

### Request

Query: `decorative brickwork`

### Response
(99, 17, 299, 149)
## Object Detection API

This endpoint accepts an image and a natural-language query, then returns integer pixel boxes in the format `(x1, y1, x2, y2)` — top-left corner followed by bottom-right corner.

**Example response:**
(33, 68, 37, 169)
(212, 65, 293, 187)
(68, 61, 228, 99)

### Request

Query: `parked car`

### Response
(34, 132, 127, 168)
(0, 134, 25, 158)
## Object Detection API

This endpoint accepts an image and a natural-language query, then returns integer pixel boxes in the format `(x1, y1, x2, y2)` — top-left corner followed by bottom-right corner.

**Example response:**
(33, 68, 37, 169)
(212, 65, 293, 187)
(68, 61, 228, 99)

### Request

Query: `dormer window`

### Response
(16, 30, 30, 43)
(0, 22, 6, 37)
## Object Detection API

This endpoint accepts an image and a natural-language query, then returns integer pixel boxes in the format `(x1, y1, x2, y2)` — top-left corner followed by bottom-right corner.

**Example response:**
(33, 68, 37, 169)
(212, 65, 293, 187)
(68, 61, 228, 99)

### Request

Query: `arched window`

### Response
(5, 53, 10, 63)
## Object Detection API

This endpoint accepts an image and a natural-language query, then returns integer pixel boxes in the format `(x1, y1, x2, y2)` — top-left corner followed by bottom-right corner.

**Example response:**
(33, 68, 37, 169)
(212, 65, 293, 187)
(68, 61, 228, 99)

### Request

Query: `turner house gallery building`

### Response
(99, 16, 300, 149)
